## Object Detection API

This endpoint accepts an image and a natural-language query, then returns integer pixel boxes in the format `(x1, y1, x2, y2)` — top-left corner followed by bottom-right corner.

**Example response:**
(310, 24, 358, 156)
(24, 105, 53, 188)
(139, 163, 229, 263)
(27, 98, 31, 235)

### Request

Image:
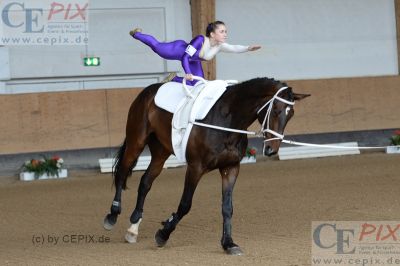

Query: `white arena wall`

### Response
(0, 0, 192, 94)
(216, 0, 398, 81)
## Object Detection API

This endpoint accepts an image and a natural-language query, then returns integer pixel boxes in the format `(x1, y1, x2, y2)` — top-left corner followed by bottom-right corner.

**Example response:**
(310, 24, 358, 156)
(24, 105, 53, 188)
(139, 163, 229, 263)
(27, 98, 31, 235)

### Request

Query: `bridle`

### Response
(257, 86, 295, 144)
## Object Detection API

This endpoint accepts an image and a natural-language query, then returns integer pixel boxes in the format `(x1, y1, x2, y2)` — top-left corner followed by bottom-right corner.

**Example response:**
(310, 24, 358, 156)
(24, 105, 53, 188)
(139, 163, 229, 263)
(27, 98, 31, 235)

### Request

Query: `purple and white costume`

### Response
(132, 32, 249, 85)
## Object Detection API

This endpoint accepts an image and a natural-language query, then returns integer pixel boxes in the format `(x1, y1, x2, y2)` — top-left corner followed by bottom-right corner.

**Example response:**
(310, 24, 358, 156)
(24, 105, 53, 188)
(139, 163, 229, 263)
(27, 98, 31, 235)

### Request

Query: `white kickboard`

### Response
(278, 142, 360, 160)
(98, 155, 185, 173)
(98, 155, 257, 173)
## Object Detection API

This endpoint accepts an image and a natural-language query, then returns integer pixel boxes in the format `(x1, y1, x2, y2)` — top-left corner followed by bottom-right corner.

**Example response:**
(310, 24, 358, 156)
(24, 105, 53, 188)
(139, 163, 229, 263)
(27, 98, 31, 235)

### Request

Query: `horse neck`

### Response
(222, 79, 279, 129)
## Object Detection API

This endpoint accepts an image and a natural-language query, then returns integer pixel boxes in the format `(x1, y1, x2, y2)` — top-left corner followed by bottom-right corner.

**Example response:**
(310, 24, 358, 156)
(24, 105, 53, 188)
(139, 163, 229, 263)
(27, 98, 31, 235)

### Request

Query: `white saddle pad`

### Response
(154, 82, 200, 114)
(154, 80, 232, 162)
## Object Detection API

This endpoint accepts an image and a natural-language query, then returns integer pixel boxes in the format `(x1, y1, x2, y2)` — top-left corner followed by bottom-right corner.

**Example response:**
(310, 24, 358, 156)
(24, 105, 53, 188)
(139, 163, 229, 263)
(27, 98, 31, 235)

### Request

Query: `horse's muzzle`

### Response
(264, 146, 277, 157)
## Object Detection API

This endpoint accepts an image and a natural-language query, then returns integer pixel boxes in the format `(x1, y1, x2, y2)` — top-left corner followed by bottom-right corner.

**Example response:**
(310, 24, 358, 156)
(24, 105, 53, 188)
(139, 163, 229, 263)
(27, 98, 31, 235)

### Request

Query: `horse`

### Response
(103, 77, 310, 255)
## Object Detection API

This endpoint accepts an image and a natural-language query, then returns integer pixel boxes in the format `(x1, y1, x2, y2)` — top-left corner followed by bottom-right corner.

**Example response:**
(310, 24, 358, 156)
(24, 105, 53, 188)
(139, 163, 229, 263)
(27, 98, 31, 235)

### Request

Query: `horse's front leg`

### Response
(155, 165, 203, 247)
(220, 165, 243, 255)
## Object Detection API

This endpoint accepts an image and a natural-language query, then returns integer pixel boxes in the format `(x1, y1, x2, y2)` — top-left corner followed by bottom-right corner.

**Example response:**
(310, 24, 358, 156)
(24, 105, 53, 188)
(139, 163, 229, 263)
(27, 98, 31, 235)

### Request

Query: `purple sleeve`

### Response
(181, 35, 204, 74)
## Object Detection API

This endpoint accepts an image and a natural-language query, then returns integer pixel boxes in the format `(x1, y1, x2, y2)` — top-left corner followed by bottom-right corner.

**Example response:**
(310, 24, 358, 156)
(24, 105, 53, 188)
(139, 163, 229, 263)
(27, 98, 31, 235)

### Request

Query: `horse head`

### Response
(257, 85, 310, 156)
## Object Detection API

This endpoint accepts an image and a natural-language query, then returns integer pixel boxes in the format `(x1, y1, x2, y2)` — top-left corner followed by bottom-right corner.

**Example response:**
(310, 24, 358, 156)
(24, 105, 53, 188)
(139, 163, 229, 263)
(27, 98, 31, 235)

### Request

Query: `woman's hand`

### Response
(248, 45, 261, 51)
(185, 73, 194, 81)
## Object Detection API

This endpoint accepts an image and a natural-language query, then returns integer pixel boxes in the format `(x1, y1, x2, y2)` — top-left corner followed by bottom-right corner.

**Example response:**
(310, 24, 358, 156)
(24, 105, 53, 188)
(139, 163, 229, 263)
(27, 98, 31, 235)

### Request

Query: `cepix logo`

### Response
(312, 221, 400, 265)
(1, 0, 89, 45)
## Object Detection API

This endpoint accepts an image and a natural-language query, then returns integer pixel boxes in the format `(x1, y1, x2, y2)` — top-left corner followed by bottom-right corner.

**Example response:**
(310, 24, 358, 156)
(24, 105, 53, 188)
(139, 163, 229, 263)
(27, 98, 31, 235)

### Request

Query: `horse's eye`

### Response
(285, 107, 291, 116)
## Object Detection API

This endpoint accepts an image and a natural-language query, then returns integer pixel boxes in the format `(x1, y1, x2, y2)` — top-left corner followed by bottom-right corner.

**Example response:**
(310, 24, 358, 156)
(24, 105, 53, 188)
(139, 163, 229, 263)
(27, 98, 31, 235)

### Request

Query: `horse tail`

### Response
(113, 139, 137, 190)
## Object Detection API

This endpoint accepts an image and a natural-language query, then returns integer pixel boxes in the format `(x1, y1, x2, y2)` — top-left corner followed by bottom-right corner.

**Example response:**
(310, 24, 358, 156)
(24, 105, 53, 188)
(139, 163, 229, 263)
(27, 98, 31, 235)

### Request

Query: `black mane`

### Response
(221, 78, 288, 104)
(238, 77, 284, 88)
(228, 77, 286, 96)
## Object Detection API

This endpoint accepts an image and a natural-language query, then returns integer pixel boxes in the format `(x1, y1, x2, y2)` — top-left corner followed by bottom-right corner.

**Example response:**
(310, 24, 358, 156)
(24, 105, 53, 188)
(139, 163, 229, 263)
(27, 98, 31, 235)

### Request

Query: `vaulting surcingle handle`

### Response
(182, 76, 207, 98)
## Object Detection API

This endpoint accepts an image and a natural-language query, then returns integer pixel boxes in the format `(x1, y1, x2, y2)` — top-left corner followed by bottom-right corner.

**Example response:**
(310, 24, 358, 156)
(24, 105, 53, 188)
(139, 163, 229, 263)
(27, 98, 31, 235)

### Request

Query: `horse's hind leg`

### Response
(125, 135, 171, 243)
(104, 138, 147, 231)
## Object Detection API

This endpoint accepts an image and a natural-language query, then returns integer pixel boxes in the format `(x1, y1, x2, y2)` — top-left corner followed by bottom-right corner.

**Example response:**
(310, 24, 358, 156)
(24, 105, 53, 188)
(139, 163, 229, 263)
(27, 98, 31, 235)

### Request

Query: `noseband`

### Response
(257, 86, 295, 143)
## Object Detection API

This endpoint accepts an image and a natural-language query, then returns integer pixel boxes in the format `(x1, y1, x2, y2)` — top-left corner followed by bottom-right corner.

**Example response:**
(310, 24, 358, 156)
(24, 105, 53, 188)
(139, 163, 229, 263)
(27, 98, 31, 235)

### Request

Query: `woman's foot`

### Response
(129, 28, 142, 37)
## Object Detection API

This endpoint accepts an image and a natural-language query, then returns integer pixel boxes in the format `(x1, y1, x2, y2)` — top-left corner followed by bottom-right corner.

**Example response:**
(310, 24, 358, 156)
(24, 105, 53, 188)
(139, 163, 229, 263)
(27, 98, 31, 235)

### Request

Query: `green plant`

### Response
(390, 130, 400, 146)
(245, 147, 257, 158)
(22, 156, 64, 178)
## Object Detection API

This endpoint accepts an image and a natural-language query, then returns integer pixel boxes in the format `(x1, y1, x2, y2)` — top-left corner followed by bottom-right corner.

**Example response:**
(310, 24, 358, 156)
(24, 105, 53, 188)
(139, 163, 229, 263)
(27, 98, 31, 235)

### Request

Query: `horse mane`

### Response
(238, 77, 283, 87)
(225, 77, 288, 99)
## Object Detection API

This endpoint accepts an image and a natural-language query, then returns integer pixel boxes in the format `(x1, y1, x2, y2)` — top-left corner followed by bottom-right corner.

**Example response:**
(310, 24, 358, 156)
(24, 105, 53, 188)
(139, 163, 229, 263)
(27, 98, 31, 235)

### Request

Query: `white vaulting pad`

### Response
(189, 80, 229, 120)
(155, 80, 231, 162)
(154, 80, 229, 119)
(154, 82, 200, 114)
(172, 80, 229, 162)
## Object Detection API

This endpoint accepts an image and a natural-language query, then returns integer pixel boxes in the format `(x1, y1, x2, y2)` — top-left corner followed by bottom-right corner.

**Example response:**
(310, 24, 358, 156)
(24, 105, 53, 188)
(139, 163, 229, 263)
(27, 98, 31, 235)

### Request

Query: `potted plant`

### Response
(386, 130, 400, 154)
(20, 156, 67, 181)
(241, 147, 257, 164)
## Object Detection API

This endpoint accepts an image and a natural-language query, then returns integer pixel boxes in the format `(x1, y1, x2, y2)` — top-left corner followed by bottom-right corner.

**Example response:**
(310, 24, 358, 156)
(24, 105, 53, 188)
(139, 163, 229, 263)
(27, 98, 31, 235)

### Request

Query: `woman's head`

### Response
(206, 21, 227, 43)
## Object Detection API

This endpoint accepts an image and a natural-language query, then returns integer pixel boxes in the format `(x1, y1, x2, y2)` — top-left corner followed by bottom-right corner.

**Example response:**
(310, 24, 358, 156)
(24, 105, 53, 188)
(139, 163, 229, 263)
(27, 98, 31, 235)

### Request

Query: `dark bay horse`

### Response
(104, 77, 309, 255)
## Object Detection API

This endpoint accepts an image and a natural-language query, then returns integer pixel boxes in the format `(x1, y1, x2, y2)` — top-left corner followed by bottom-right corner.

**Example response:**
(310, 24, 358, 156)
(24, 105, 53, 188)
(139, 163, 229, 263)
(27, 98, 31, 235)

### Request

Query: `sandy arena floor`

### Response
(0, 153, 399, 266)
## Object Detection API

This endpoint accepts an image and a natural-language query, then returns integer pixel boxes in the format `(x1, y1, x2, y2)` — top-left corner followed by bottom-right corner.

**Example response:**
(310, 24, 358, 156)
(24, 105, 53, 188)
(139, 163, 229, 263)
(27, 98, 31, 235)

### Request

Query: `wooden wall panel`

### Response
(190, 0, 216, 80)
(396, 0, 400, 74)
(248, 76, 400, 134)
(106, 88, 143, 146)
(0, 90, 109, 154)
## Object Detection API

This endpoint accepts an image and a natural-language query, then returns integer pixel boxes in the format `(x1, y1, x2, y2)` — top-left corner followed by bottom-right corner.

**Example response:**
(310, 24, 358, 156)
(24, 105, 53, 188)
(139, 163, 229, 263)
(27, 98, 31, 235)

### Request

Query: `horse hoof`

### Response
(155, 230, 167, 248)
(103, 215, 116, 231)
(225, 246, 243, 256)
(125, 232, 138, 243)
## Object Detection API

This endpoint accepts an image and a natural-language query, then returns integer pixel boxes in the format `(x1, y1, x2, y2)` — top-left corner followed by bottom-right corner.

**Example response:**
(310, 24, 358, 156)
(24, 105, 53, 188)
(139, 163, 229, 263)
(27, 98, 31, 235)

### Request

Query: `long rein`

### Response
(183, 77, 397, 151)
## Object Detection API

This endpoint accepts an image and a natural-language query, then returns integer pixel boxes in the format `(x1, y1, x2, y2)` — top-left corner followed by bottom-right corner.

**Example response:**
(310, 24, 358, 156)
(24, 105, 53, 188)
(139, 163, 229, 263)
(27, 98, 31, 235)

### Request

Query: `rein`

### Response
(280, 140, 392, 150)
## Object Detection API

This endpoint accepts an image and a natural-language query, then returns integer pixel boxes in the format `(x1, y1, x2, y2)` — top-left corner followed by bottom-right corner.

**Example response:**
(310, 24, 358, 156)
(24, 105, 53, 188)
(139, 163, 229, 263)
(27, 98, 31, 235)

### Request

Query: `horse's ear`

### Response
(293, 93, 311, 101)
